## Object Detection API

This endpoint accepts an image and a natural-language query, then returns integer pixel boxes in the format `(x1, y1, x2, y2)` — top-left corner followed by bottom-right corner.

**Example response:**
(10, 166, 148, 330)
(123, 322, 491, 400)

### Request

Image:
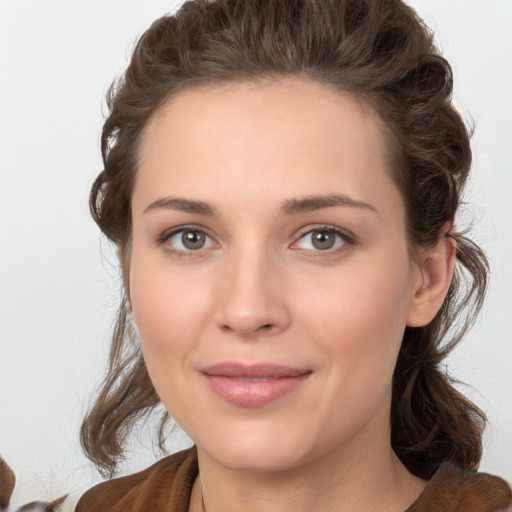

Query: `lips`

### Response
(201, 363, 312, 407)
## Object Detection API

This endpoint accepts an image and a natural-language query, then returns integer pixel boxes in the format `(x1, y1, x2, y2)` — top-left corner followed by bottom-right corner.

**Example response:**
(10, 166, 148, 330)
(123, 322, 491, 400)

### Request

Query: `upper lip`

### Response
(201, 362, 311, 379)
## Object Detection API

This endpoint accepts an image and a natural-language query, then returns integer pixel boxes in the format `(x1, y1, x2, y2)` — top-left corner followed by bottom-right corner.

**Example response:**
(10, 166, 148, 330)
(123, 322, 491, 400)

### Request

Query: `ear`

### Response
(406, 223, 456, 327)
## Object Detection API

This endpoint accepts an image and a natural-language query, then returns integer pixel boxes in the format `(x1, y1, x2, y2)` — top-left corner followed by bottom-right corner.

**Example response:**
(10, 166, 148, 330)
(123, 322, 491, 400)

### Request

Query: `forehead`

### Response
(134, 77, 399, 217)
(140, 77, 390, 162)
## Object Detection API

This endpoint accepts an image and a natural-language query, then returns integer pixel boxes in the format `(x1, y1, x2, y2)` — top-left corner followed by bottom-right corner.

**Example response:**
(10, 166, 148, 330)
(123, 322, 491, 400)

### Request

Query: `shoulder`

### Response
(407, 463, 512, 512)
(75, 447, 198, 512)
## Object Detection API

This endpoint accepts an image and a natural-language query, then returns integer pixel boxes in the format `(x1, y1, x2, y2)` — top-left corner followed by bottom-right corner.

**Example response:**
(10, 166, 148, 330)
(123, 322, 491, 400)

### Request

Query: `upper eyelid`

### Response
(289, 226, 357, 254)
(293, 224, 355, 241)
(158, 226, 218, 255)
(158, 224, 214, 242)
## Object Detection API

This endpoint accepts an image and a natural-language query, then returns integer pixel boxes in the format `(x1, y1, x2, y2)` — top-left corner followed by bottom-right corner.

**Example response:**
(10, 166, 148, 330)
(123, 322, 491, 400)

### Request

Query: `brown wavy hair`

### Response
(81, 0, 488, 479)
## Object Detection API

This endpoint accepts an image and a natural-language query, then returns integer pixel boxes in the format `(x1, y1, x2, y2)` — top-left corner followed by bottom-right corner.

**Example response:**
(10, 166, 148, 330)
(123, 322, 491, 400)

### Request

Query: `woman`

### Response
(76, 0, 511, 510)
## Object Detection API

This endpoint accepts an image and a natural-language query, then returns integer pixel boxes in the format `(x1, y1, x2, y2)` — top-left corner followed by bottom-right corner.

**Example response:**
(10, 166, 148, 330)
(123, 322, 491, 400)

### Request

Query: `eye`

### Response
(163, 228, 216, 253)
(295, 227, 350, 252)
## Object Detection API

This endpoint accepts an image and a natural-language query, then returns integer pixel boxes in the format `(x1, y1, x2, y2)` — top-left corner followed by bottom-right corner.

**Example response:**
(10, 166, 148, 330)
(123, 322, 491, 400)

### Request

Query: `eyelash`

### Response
(157, 225, 217, 257)
(291, 225, 355, 254)
(157, 224, 355, 256)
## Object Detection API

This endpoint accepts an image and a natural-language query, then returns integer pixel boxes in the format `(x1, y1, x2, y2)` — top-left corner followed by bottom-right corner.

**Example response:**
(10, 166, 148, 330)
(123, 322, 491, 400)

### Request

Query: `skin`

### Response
(129, 78, 455, 512)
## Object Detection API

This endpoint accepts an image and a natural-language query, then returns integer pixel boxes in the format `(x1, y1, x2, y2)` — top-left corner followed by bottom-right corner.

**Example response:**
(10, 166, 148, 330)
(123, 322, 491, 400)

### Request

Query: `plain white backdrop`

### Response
(1, 0, 511, 508)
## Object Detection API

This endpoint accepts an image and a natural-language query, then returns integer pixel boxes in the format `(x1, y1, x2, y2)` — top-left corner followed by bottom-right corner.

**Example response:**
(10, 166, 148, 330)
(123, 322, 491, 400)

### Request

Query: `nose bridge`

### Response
(215, 238, 289, 337)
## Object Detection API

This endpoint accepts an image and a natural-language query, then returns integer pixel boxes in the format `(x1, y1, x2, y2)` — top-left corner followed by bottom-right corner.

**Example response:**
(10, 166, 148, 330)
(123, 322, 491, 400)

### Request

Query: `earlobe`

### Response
(406, 224, 456, 327)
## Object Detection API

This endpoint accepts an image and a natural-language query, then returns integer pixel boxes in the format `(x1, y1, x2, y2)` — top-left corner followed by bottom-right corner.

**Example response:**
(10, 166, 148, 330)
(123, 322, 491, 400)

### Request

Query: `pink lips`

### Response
(201, 363, 312, 407)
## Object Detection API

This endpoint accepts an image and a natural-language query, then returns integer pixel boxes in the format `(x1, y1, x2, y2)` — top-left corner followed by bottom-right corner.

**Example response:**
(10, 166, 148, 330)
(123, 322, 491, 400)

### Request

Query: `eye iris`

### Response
(182, 231, 205, 250)
(311, 230, 336, 250)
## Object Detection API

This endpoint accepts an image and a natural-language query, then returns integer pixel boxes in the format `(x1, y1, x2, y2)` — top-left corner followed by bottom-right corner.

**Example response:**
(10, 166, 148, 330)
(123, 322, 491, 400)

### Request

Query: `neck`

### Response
(191, 427, 426, 512)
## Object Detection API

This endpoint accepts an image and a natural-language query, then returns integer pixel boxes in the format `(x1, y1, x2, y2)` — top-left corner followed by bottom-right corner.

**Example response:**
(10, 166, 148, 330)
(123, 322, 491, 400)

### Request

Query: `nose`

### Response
(214, 246, 291, 338)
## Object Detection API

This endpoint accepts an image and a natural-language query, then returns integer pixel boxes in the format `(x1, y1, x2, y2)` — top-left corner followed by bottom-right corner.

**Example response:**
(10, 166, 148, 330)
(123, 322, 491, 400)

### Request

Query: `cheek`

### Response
(297, 253, 414, 387)
(128, 247, 210, 378)
(129, 265, 208, 419)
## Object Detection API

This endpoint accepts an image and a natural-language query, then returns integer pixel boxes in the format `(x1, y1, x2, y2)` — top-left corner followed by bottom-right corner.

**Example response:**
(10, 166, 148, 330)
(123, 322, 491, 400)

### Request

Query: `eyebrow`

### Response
(144, 197, 216, 216)
(143, 193, 378, 217)
(280, 194, 378, 216)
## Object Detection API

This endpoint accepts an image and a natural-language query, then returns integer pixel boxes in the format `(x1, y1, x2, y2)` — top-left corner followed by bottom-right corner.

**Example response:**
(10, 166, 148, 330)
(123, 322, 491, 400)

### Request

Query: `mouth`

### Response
(200, 362, 312, 407)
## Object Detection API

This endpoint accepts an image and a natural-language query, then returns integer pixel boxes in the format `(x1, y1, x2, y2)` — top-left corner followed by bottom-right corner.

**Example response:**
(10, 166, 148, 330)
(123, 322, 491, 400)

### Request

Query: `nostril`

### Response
(219, 322, 276, 336)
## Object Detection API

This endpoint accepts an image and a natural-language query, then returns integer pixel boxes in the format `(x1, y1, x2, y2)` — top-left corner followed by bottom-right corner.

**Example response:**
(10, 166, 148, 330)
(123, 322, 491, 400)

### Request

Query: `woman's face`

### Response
(129, 78, 424, 472)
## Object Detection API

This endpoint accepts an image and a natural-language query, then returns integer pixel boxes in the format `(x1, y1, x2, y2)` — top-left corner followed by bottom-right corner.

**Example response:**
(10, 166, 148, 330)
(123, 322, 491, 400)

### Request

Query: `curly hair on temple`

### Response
(81, 0, 488, 479)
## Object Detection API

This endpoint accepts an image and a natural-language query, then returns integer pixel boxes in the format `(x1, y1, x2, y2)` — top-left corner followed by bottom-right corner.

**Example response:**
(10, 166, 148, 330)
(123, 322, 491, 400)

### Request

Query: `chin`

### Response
(208, 442, 302, 473)
(194, 418, 317, 473)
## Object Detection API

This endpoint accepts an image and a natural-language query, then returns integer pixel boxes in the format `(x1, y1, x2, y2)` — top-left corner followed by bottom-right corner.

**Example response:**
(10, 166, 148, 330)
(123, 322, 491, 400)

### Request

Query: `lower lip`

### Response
(203, 373, 311, 407)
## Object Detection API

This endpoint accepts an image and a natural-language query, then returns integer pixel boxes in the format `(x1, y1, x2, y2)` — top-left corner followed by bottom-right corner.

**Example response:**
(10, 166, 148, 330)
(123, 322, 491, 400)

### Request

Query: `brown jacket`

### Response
(75, 447, 511, 511)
